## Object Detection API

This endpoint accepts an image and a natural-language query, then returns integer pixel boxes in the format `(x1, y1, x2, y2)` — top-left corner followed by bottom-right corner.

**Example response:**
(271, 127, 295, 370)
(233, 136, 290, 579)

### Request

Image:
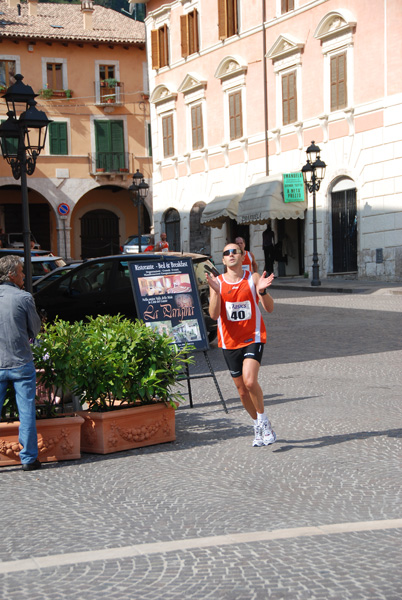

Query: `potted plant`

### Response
(0, 320, 84, 467)
(65, 89, 72, 98)
(69, 315, 194, 454)
(39, 88, 54, 100)
(105, 78, 119, 88)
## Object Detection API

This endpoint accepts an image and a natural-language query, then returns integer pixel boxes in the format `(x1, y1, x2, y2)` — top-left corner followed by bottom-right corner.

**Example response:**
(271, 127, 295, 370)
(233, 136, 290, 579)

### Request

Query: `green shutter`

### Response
(94, 120, 124, 171)
(49, 122, 68, 155)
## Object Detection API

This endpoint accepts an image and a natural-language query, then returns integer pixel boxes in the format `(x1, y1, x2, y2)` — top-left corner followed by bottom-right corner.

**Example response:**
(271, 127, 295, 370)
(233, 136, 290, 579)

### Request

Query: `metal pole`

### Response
(20, 138, 33, 294)
(137, 195, 142, 252)
(311, 172, 321, 287)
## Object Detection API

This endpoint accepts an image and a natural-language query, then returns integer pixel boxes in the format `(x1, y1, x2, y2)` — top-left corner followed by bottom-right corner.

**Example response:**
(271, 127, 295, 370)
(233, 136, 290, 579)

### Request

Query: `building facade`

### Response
(0, 0, 152, 259)
(142, 0, 402, 280)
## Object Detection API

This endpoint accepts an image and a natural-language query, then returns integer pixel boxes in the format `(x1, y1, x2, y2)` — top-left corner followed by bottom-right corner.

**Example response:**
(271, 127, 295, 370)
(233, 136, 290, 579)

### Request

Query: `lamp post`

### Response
(128, 169, 149, 253)
(301, 141, 326, 287)
(0, 74, 51, 294)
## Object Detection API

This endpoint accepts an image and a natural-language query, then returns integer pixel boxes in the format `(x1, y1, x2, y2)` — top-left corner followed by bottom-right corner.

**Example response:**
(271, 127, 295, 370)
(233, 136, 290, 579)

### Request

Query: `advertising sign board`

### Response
(129, 257, 209, 351)
(283, 172, 305, 203)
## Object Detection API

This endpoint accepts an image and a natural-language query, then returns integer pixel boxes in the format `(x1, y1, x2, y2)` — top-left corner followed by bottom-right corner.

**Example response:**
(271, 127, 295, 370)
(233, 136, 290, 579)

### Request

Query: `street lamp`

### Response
(301, 141, 326, 287)
(128, 169, 149, 252)
(0, 74, 52, 293)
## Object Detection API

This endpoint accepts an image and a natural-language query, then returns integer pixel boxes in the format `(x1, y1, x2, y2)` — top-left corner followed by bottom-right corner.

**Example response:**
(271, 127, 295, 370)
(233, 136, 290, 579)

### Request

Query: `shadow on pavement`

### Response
(273, 427, 402, 453)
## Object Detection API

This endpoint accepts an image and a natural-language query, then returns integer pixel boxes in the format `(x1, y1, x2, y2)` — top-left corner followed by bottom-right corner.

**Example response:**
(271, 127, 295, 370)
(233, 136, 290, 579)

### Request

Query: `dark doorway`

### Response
(3, 202, 51, 250)
(228, 221, 250, 249)
(80, 209, 120, 259)
(164, 208, 181, 251)
(189, 202, 210, 255)
(332, 188, 357, 273)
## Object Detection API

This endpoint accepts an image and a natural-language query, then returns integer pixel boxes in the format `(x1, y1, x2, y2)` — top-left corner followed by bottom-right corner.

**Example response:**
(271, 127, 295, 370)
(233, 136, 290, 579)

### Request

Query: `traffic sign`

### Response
(57, 203, 70, 216)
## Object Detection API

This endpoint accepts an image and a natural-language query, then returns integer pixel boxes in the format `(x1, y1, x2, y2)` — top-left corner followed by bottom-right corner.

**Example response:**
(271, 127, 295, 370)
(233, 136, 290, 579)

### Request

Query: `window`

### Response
(228, 90, 242, 140)
(94, 120, 125, 171)
(49, 122, 68, 155)
(281, 0, 294, 14)
(46, 63, 63, 90)
(330, 52, 347, 111)
(191, 104, 203, 150)
(162, 114, 174, 158)
(181, 9, 199, 58)
(282, 71, 297, 125)
(147, 122, 152, 157)
(0, 60, 16, 88)
(151, 25, 169, 69)
(218, 0, 238, 40)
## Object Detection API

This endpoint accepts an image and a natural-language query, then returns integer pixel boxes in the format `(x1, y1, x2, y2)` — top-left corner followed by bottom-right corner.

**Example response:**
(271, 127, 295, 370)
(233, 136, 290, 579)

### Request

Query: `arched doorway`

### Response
(80, 209, 119, 258)
(331, 179, 357, 273)
(164, 208, 181, 251)
(189, 201, 210, 254)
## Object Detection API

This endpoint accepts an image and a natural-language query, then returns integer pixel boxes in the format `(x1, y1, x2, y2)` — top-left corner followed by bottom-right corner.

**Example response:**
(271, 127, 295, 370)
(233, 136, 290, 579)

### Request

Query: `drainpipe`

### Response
(262, 0, 269, 176)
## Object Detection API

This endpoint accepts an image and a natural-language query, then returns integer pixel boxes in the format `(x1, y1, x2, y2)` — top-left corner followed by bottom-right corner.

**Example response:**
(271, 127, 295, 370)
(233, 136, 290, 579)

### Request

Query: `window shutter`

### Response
(49, 122, 68, 155)
(338, 53, 346, 108)
(191, 104, 203, 150)
(218, 0, 228, 40)
(160, 24, 169, 68)
(191, 8, 199, 54)
(229, 91, 242, 140)
(331, 53, 347, 110)
(110, 120, 125, 170)
(151, 29, 160, 69)
(282, 71, 297, 125)
(162, 115, 174, 158)
(227, 0, 238, 37)
(181, 15, 189, 58)
(0, 119, 19, 155)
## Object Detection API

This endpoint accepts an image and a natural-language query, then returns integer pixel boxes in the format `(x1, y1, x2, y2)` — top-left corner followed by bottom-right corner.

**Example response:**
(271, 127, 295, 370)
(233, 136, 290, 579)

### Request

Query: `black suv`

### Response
(34, 253, 217, 341)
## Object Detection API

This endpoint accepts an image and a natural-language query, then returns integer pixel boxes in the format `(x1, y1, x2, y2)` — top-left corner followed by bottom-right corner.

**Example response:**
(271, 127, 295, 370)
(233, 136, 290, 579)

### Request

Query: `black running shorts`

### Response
(222, 342, 265, 378)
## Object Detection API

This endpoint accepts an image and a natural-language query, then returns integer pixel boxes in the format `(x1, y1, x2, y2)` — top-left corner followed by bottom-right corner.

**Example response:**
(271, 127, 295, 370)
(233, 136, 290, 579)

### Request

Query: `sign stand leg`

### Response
(179, 351, 228, 414)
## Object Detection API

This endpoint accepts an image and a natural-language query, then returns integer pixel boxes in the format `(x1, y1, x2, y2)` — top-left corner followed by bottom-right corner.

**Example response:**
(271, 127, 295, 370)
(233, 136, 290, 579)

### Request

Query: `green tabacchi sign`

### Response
(283, 172, 305, 203)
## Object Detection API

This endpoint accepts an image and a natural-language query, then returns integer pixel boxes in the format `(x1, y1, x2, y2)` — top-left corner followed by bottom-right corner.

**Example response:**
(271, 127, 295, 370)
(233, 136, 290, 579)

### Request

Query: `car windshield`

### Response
(124, 236, 151, 246)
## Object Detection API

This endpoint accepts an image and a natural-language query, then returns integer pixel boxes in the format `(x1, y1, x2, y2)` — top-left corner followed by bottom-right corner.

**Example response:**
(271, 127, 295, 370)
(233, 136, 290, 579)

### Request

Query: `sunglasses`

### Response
(223, 248, 242, 256)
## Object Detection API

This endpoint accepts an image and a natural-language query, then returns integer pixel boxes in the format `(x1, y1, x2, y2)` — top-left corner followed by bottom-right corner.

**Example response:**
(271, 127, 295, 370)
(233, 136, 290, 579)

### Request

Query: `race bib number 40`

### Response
(226, 301, 252, 322)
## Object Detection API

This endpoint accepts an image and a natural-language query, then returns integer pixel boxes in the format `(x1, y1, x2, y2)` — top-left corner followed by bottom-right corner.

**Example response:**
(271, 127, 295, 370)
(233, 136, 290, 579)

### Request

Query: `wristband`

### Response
(259, 288, 267, 296)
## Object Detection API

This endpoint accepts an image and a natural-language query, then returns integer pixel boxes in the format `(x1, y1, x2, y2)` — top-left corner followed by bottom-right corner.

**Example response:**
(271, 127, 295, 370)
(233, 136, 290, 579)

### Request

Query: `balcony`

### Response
(89, 152, 131, 177)
(95, 81, 124, 106)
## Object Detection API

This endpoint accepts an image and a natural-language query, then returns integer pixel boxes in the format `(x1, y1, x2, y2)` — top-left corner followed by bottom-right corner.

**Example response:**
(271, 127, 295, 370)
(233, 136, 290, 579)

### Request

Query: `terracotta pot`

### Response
(78, 403, 176, 454)
(0, 415, 84, 466)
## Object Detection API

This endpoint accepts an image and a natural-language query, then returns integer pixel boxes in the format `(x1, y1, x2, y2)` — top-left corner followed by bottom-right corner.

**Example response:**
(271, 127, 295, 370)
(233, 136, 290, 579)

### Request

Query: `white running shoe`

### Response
(252, 424, 264, 447)
(262, 421, 277, 446)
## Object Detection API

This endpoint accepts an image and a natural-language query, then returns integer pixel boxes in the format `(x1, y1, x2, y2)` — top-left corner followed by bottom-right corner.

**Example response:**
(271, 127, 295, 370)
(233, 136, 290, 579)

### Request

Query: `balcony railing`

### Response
(94, 81, 124, 105)
(90, 152, 131, 174)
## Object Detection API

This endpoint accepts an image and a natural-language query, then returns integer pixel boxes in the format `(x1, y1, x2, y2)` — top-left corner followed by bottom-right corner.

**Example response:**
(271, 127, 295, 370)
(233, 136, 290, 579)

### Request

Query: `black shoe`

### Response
(22, 459, 42, 471)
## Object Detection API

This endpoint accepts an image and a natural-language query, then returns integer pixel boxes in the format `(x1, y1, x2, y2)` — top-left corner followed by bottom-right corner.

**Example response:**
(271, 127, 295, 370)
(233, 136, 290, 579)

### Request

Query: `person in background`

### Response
(0, 256, 42, 471)
(155, 232, 169, 253)
(262, 223, 275, 275)
(235, 236, 258, 273)
(205, 243, 276, 448)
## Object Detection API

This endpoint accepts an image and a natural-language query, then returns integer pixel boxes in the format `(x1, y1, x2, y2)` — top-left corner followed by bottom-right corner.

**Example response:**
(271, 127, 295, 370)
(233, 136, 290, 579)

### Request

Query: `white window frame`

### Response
(0, 54, 21, 85)
(41, 57, 68, 90)
(273, 55, 302, 129)
(94, 60, 120, 103)
(322, 37, 354, 114)
(275, 0, 299, 18)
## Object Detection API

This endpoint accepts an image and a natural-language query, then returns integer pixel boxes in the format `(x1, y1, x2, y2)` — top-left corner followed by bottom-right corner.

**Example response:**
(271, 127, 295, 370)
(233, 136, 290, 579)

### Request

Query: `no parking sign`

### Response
(57, 203, 70, 217)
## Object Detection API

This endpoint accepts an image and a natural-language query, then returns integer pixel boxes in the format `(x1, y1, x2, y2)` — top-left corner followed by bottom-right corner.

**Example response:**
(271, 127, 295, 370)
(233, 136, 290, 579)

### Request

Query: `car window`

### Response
(31, 259, 65, 277)
(115, 260, 132, 290)
(69, 261, 113, 295)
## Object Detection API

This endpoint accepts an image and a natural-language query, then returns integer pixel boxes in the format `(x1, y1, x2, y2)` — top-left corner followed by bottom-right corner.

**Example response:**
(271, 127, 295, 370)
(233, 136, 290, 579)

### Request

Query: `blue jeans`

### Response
(0, 361, 38, 464)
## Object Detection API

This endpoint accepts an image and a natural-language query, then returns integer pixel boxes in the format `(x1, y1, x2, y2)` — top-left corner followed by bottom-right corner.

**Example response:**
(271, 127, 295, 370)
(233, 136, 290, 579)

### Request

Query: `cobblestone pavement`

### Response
(1, 288, 402, 599)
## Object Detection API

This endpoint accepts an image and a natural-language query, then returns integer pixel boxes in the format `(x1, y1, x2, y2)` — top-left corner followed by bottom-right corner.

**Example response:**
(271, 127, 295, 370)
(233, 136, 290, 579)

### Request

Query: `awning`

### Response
(237, 174, 306, 225)
(201, 192, 242, 229)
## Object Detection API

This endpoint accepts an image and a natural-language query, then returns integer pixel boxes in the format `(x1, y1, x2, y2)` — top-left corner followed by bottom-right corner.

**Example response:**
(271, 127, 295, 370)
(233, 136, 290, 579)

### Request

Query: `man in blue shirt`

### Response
(0, 256, 42, 471)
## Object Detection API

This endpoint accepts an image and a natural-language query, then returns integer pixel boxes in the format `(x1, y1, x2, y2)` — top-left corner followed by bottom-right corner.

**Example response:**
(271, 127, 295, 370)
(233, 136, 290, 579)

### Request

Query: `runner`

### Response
(205, 243, 276, 447)
(235, 236, 258, 273)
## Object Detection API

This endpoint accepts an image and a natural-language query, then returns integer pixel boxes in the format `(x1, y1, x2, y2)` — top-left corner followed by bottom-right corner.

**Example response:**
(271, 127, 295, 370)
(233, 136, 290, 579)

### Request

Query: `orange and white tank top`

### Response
(217, 270, 267, 350)
(241, 251, 253, 272)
